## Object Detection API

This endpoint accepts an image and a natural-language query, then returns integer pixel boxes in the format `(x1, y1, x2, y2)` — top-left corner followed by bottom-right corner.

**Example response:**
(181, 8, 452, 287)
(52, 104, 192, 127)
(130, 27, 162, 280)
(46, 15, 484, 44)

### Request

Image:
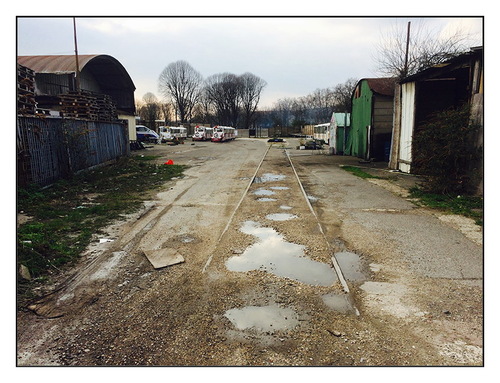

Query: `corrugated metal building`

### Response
(392, 47, 483, 175)
(17, 54, 137, 139)
(328, 112, 351, 155)
(345, 78, 396, 161)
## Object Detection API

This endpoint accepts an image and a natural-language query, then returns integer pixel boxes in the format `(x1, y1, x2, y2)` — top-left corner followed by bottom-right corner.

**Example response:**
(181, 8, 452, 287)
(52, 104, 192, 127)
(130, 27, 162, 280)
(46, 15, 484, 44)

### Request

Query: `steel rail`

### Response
(284, 149, 350, 293)
(202, 142, 272, 273)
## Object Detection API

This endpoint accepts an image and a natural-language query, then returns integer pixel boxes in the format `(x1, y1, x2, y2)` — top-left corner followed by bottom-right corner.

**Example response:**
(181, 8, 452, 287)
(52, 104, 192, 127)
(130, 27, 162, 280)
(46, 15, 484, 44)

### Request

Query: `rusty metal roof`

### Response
(18, 54, 102, 74)
(17, 54, 135, 90)
(18, 54, 136, 113)
(365, 78, 396, 96)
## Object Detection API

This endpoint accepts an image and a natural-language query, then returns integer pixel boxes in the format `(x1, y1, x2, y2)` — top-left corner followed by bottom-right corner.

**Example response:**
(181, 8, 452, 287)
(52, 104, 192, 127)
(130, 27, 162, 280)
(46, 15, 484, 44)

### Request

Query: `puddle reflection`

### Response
(226, 221, 337, 286)
(224, 304, 299, 333)
(254, 189, 276, 196)
(265, 213, 297, 221)
(321, 293, 357, 314)
(254, 173, 287, 183)
(334, 251, 366, 281)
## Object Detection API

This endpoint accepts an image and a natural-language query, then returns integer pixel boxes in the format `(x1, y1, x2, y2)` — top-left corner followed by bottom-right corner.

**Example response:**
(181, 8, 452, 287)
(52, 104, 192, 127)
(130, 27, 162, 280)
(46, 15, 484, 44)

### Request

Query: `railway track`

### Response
(202, 142, 351, 294)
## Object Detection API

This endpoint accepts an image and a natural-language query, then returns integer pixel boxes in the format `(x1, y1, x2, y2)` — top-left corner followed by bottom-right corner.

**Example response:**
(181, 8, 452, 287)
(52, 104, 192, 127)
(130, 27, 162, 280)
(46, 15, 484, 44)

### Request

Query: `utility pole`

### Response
(403, 21, 411, 78)
(73, 17, 81, 92)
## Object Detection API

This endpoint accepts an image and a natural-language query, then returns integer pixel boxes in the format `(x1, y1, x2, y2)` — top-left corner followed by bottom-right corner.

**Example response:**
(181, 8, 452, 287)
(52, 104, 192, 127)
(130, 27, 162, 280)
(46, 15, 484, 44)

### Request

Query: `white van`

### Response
(136, 125, 159, 142)
(159, 126, 188, 143)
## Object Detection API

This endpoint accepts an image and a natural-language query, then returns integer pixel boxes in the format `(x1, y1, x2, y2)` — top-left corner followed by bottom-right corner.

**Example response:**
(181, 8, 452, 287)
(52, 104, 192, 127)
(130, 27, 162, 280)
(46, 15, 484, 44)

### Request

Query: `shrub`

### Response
(412, 104, 482, 195)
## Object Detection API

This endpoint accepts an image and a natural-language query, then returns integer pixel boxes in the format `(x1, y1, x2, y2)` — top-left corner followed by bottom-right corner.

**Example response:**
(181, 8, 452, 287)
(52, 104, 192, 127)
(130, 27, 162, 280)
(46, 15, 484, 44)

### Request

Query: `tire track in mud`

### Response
(26, 185, 194, 318)
(26, 140, 268, 319)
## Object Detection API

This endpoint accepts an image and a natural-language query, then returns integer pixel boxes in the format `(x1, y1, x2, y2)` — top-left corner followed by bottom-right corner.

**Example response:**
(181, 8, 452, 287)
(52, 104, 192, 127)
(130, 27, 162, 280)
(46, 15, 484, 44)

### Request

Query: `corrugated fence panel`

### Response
(17, 116, 129, 187)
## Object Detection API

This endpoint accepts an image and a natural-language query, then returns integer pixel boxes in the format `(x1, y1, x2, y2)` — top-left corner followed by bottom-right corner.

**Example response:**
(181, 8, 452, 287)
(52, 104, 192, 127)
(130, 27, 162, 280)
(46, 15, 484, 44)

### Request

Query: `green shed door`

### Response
(347, 81, 373, 158)
(336, 127, 345, 154)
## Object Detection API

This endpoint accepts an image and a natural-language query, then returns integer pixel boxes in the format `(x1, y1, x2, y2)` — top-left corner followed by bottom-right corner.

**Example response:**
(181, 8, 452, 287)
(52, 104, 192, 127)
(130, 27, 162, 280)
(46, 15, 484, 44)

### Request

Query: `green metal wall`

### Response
(346, 80, 372, 158)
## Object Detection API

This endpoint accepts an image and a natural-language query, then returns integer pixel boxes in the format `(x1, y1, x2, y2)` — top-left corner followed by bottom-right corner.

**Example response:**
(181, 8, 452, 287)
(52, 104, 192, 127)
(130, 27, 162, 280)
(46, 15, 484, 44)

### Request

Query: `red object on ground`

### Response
(165, 159, 174, 165)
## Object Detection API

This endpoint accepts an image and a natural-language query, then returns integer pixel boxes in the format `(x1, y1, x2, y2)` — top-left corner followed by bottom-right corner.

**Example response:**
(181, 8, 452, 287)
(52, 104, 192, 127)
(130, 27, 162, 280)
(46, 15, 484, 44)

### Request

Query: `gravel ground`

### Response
(16, 138, 483, 369)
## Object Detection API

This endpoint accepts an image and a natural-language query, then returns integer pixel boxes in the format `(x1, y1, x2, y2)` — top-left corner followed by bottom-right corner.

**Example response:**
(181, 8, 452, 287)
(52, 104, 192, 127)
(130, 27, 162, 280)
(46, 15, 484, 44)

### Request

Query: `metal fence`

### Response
(17, 116, 130, 187)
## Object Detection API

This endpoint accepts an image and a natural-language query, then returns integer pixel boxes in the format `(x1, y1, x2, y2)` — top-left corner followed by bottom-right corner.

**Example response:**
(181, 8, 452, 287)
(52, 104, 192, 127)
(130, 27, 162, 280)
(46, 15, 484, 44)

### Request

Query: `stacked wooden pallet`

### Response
(95, 93, 118, 121)
(59, 91, 99, 120)
(59, 91, 118, 121)
(17, 64, 36, 115)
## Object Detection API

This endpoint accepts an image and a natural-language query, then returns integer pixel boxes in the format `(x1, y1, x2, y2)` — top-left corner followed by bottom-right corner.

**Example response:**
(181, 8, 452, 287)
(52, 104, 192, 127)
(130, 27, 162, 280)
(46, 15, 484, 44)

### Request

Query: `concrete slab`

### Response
(143, 248, 185, 269)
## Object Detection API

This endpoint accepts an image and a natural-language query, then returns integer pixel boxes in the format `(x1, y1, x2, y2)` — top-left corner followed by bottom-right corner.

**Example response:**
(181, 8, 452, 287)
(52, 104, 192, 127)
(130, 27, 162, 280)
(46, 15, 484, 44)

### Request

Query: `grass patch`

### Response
(17, 156, 185, 285)
(409, 187, 483, 226)
(340, 165, 381, 179)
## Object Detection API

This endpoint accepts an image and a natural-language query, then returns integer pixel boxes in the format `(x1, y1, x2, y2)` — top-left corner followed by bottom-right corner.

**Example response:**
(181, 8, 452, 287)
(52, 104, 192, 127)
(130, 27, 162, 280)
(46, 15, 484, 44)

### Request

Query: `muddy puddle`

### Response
(265, 213, 297, 221)
(253, 189, 276, 196)
(226, 221, 338, 286)
(321, 293, 358, 314)
(224, 305, 299, 333)
(253, 173, 286, 183)
(334, 251, 366, 281)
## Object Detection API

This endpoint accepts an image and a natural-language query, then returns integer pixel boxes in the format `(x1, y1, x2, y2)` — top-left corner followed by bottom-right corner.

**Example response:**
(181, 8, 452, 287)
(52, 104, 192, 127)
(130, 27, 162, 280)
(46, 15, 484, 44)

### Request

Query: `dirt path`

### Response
(16, 138, 483, 366)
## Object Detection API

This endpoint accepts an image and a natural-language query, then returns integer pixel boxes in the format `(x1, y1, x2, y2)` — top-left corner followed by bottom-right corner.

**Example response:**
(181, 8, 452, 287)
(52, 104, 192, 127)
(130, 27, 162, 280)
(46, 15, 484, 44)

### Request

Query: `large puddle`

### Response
(226, 221, 338, 286)
(224, 305, 299, 333)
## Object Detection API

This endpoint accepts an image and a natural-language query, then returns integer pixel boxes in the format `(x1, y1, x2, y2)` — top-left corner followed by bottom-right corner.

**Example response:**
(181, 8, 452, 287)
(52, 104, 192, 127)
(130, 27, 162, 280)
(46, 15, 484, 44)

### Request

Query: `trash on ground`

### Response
(143, 248, 185, 269)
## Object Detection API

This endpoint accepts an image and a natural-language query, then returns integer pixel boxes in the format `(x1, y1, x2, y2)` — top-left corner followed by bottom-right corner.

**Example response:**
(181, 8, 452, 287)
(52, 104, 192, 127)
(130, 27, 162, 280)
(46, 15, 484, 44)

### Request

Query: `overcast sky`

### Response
(16, 16, 482, 109)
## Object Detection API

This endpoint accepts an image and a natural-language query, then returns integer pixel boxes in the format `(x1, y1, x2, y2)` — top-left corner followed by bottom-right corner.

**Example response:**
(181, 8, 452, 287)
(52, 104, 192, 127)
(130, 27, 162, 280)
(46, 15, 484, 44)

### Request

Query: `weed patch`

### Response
(410, 187, 483, 226)
(340, 165, 381, 179)
(17, 156, 185, 282)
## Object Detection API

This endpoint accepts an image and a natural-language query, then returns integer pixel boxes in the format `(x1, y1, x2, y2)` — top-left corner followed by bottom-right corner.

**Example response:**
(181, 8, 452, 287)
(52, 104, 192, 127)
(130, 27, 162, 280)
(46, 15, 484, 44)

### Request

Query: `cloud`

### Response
(17, 16, 483, 110)
(78, 17, 187, 36)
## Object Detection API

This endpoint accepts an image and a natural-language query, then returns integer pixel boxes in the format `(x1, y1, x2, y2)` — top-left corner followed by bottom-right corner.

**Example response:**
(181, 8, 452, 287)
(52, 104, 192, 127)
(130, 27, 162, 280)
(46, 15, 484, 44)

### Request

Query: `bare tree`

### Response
(290, 97, 308, 127)
(158, 60, 203, 123)
(303, 88, 335, 123)
(375, 20, 476, 79)
(240, 72, 267, 129)
(138, 92, 161, 131)
(204, 73, 243, 127)
(159, 101, 174, 124)
(332, 78, 358, 112)
(271, 98, 294, 127)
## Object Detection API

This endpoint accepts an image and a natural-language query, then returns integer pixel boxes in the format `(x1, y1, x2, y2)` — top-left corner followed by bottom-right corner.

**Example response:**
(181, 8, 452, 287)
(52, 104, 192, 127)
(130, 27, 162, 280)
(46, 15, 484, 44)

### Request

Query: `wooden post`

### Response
(389, 83, 402, 170)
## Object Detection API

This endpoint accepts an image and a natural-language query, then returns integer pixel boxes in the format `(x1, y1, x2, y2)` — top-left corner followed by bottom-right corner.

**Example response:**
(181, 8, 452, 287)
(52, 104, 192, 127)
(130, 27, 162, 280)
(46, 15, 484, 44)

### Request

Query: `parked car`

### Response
(304, 139, 323, 150)
(136, 125, 159, 142)
(267, 137, 284, 142)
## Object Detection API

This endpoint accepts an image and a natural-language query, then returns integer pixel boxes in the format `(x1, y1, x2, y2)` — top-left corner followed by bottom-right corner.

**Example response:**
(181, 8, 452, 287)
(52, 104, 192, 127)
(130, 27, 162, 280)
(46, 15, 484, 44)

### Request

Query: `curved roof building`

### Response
(17, 54, 136, 114)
